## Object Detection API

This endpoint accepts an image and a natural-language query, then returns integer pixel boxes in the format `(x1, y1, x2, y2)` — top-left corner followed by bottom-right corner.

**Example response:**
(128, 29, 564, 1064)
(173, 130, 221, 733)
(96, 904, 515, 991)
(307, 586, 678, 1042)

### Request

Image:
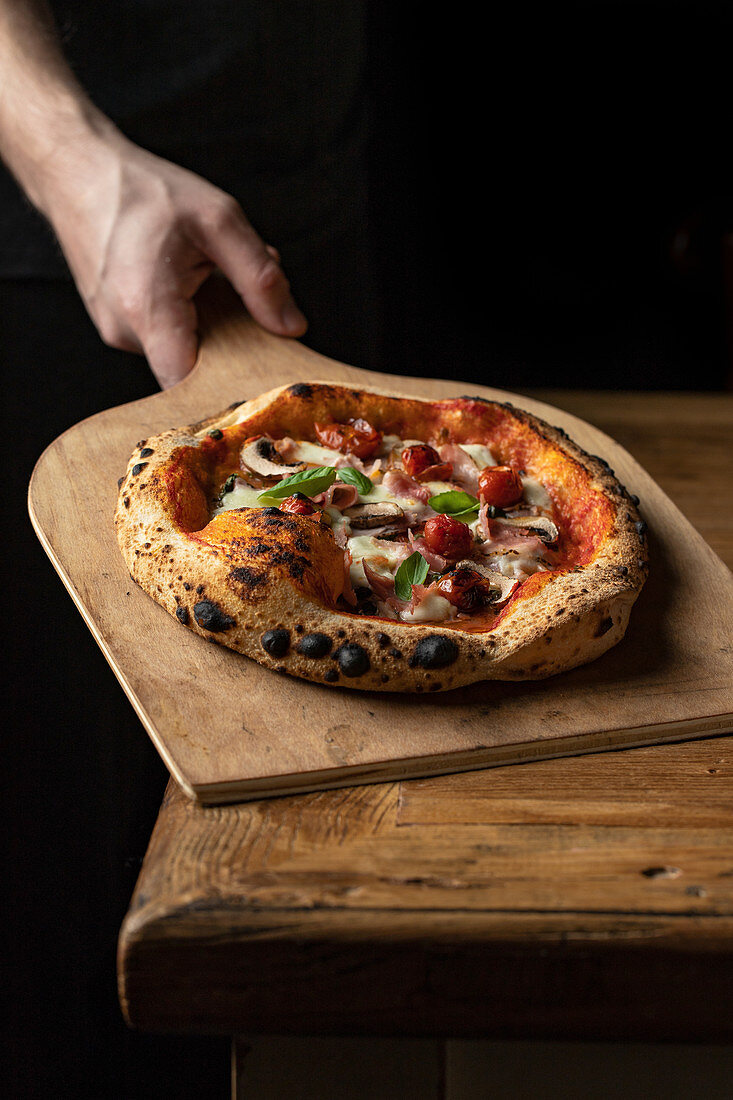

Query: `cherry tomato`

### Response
(477, 465, 524, 508)
(401, 444, 453, 482)
(314, 418, 382, 459)
(436, 567, 493, 611)
(279, 493, 317, 515)
(423, 513, 473, 560)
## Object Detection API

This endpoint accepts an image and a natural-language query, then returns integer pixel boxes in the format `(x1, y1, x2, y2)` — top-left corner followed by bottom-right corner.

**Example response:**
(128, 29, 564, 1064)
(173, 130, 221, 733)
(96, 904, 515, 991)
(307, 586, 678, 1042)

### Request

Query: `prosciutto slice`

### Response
(334, 453, 383, 479)
(383, 468, 432, 504)
(362, 560, 396, 601)
(407, 530, 448, 573)
(439, 444, 480, 494)
(313, 482, 359, 510)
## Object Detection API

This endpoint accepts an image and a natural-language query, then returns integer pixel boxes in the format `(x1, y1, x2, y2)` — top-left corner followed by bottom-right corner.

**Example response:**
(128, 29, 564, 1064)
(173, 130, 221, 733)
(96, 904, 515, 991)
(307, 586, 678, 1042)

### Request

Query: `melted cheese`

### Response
(423, 479, 458, 496)
(287, 440, 344, 466)
(521, 474, 553, 511)
(461, 443, 496, 468)
(399, 593, 455, 623)
(347, 535, 408, 588)
(213, 484, 262, 514)
(486, 548, 550, 578)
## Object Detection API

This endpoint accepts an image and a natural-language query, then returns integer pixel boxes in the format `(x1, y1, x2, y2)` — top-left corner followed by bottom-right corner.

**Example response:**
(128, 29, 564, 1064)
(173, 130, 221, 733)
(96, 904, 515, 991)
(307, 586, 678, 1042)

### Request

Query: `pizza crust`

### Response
(115, 382, 648, 692)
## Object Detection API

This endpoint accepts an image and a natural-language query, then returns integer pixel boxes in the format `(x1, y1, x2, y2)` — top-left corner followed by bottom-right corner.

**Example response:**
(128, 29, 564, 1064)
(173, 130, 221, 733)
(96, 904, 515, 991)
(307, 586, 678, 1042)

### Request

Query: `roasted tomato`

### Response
(423, 513, 473, 560)
(477, 465, 524, 508)
(279, 492, 317, 515)
(401, 444, 453, 482)
(436, 566, 494, 611)
(314, 417, 382, 459)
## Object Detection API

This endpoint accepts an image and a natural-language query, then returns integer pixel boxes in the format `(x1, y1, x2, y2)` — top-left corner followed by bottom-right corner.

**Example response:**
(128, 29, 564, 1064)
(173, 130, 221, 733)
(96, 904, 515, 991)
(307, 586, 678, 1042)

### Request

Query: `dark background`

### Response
(3, 3, 731, 1098)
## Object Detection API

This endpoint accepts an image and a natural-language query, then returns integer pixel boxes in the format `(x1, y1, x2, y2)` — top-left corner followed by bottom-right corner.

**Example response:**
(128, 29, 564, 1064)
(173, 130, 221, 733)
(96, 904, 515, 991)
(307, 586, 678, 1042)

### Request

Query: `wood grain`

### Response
(119, 737, 733, 1040)
(27, 283, 733, 803)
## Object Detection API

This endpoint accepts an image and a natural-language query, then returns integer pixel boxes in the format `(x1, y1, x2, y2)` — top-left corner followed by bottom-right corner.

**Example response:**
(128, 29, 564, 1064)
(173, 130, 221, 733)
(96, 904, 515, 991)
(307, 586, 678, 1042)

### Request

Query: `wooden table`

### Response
(117, 390, 733, 1045)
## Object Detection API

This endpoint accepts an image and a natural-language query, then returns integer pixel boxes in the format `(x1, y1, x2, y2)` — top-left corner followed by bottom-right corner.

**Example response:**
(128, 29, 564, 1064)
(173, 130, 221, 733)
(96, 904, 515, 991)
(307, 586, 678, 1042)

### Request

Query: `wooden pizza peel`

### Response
(28, 280, 733, 804)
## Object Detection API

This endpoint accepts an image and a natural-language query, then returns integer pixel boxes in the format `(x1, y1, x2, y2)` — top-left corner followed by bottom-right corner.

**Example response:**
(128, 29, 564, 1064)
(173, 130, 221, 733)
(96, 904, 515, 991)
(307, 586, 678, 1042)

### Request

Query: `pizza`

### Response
(115, 381, 648, 692)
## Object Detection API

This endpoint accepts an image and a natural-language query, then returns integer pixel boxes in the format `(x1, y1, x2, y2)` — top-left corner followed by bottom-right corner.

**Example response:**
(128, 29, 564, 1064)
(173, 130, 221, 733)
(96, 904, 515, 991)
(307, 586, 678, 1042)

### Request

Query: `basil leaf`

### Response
(428, 490, 480, 517)
(337, 466, 372, 496)
(257, 465, 337, 503)
(394, 551, 430, 601)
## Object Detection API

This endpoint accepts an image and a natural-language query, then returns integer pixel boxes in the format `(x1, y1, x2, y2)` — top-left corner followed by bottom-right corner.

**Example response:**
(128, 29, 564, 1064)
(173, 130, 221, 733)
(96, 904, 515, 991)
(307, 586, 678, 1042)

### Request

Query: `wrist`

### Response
(15, 99, 125, 219)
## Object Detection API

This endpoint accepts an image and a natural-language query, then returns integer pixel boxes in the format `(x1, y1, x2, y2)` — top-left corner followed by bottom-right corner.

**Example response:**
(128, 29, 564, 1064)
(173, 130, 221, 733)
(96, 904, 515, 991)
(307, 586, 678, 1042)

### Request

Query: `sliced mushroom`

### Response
(240, 437, 306, 479)
(343, 502, 406, 529)
(493, 514, 559, 544)
(454, 560, 519, 604)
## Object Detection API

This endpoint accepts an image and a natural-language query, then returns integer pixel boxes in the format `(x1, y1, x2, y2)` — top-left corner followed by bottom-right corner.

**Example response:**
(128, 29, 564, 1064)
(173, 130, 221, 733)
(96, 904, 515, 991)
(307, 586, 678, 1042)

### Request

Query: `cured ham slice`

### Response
(407, 530, 448, 573)
(439, 444, 480, 494)
(362, 560, 396, 601)
(383, 468, 432, 504)
(313, 482, 360, 510)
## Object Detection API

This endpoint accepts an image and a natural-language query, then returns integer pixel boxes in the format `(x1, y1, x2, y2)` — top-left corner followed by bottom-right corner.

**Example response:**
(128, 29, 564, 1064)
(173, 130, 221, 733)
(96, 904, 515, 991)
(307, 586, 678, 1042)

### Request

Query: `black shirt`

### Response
(0, 1, 369, 277)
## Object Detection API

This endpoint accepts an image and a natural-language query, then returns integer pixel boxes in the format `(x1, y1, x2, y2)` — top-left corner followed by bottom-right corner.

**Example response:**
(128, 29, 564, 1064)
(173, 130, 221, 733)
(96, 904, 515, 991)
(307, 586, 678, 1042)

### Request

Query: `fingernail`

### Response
(280, 298, 307, 334)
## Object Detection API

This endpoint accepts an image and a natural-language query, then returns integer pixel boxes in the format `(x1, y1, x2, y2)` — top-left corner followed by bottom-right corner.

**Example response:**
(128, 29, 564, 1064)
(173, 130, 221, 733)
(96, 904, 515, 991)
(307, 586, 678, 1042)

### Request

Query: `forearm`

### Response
(0, 0, 121, 216)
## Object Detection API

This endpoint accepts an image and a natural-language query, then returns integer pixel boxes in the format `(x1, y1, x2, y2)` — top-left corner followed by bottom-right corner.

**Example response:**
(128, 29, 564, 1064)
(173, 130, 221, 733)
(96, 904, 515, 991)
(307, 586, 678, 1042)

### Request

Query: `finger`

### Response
(139, 296, 199, 389)
(195, 200, 307, 336)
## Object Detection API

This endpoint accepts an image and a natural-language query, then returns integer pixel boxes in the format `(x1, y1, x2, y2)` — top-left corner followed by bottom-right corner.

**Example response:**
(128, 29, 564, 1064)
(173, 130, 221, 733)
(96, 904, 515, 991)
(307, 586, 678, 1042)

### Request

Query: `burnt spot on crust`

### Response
(288, 382, 313, 398)
(324, 668, 339, 682)
(193, 599, 235, 632)
(376, 632, 391, 648)
(389, 647, 403, 659)
(139, 447, 154, 458)
(595, 615, 614, 638)
(261, 629, 290, 657)
(260, 508, 283, 519)
(335, 642, 371, 678)
(117, 476, 125, 489)
(131, 462, 148, 476)
(175, 606, 190, 625)
(458, 394, 492, 404)
(635, 519, 648, 537)
(296, 632, 333, 658)
(409, 635, 459, 670)
(208, 428, 223, 440)
(272, 548, 309, 580)
(229, 566, 267, 589)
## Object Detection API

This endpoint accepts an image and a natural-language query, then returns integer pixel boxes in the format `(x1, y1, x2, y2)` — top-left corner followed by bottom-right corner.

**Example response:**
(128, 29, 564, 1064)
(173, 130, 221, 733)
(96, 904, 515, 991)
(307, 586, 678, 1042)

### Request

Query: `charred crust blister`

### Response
(175, 606, 190, 625)
(193, 599, 235, 632)
(229, 566, 266, 589)
(296, 632, 333, 658)
(288, 383, 313, 398)
(131, 462, 148, 476)
(261, 629, 290, 657)
(409, 635, 459, 670)
(335, 643, 371, 677)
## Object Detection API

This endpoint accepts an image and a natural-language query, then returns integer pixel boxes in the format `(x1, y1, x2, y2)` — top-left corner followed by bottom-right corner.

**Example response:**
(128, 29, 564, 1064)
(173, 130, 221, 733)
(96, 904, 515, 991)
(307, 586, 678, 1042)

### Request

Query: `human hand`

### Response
(41, 132, 308, 388)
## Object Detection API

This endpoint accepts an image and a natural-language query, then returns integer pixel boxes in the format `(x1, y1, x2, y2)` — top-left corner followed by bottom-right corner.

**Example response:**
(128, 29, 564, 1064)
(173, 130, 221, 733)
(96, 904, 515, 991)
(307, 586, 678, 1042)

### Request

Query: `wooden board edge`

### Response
(26, 491, 199, 801)
(187, 722, 733, 806)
